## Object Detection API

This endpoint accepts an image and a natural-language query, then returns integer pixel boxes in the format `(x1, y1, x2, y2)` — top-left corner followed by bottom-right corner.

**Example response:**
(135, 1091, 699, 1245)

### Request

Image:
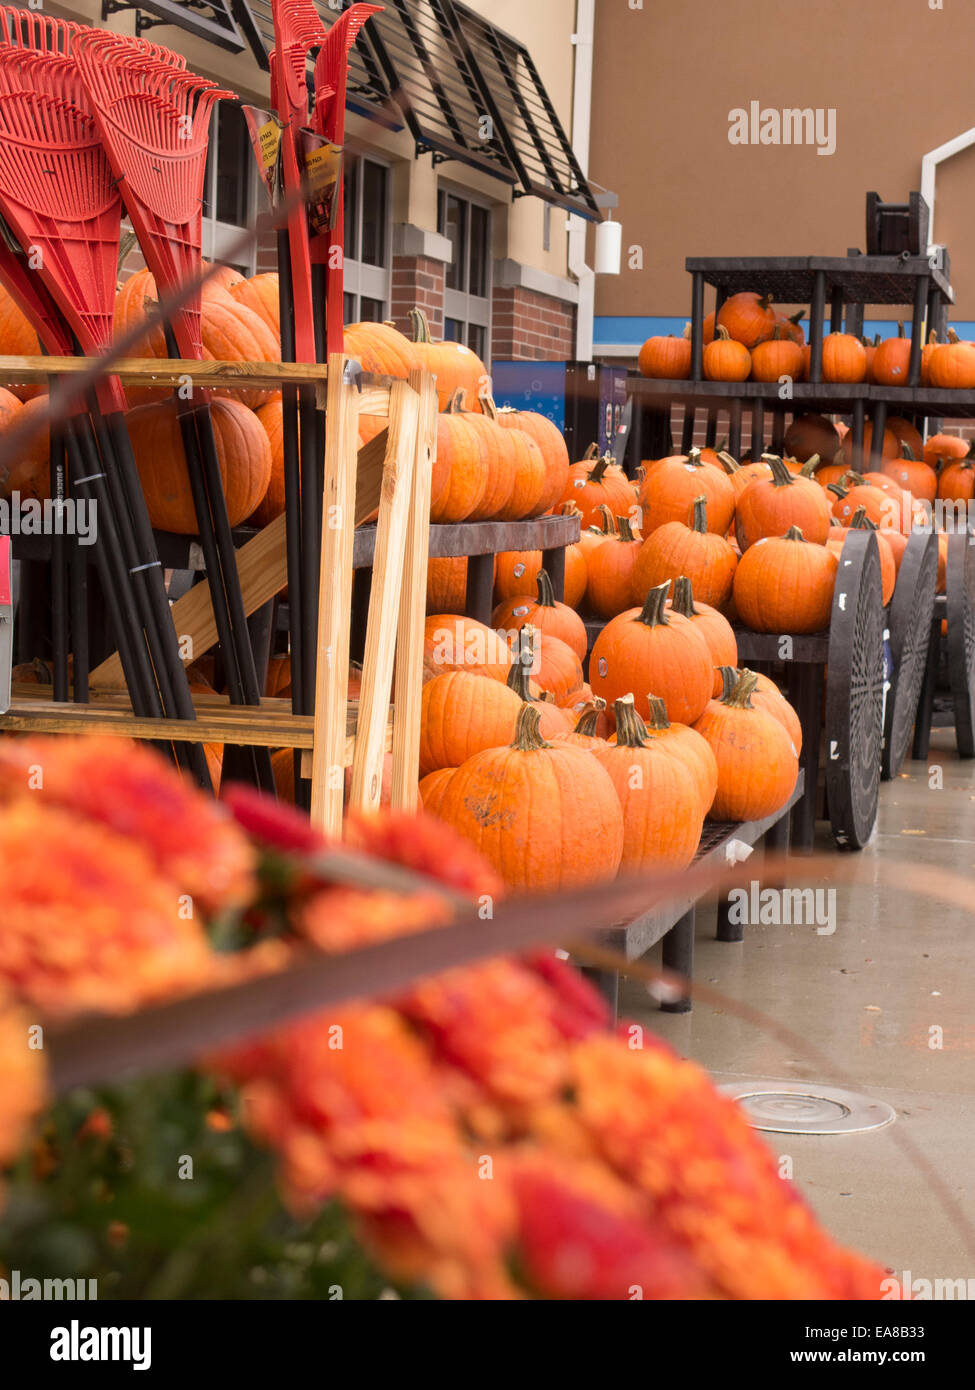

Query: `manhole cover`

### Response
(719, 1081, 896, 1135)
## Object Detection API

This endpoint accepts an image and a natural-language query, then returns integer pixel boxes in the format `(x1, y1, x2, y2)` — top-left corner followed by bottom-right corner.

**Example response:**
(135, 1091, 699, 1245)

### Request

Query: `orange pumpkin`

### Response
(0, 394, 49, 501)
(637, 326, 692, 379)
(423, 614, 512, 683)
(431, 402, 489, 523)
(589, 580, 713, 725)
(492, 568, 587, 661)
(821, 333, 867, 383)
(0, 283, 42, 400)
(735, 455, 831, 549)
(531, 631, 585, 705)
(926, 328, 975, 389)
(826, 512, 896, 604)
(505, 627, 576, 737)
(639, 446, 735, 537)
(419, 766, 456, 818)
(667, 575, 737, 694)
(228, 272, 280, 335)
(409, 307, 487, 411)
(692, 669, 798, 820)
(749, 329, 803, 383)
(559, 446, 635, 528)
(426, 557, 469, 614)
(419, 669, 523, 774)
(126, 396, 272, 534)
(783, 414, 841, 463)
(550, 698, 609, 751)
(343, 320, 423, 378)
(733, 526, 838, 634)
(828, 474, 896, 530)
(885, 417, 924, 461)
(924, 433, 971, 469)
(871, 323, 912, 385)
(718, 451, 773, 504)
(584, 514, 644, 619)
(445, 391, 517, 521)
(592, 695, 703, 871)
(491, 401, 570, 514)
(640, 694, 719, 817)
(703, 325, 751, 382)
(251, 396, 285, 527)
(715, 292, 775, 348)
(438, 702, 624, 891)
(631, 494, 738, 609)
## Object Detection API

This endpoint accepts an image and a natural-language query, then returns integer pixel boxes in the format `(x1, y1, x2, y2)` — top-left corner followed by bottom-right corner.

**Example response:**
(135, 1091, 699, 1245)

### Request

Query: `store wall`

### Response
(591, 0, 975, 352)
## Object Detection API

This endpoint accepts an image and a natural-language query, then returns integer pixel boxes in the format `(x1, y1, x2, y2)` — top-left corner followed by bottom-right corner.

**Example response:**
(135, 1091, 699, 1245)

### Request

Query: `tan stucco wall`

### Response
(591, 0, 975, 320)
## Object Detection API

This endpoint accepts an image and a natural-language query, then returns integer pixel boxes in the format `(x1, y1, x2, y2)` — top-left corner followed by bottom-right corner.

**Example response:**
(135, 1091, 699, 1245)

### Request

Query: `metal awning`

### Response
(114, 0, 600, 218)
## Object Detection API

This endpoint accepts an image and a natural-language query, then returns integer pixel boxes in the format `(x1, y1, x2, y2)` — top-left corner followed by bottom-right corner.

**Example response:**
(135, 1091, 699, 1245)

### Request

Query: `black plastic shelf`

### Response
(685, 255, 952, 306)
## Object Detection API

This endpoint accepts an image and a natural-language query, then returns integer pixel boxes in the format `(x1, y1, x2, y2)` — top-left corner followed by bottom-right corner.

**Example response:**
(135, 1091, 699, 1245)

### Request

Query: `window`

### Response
(343, 155, 392, 323)
(202, 103, 258, 275)
(438, 189, 491, 357)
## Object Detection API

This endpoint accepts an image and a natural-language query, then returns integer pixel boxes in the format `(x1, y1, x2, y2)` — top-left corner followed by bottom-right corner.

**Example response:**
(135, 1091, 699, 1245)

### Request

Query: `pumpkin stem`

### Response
(718, 665, 739, 699)
(717, 450, 739, 475)
(762, 454, 796, 487)
(645, 695, 670, 730)
(849, 506, 872, 530)
(896, 320, 905, 339)
(589, 456, 611, 483)
(636, 581, 671, 628)
(687, 494, 708, 533)
(479, 393, 500, 421)
(682, 322, 692, 340)
(798, 453, 821, 477)
(685, 445, 703, 467)
(445, 387, 468, 414)
(572, 697, 606, 737)
(927, 329, 938, 345)
(535, 569, 557, 609)
(784, 525, 806, 541)
(947, 327, 961, 344)
(900, 441, 916, 461)
(410, 306, 434, 344)
(582, 442, 600, 461)
(715, 324, 732, 341)
(594, 503, 618, 536)
(723, 668, 758, 708)
(827, 481, 849, 500)
(613, 694, 651, 748)
(506, 625, 537, 701)
(616, 514, 637, 543)
(670, 574, 699, 618)
(841, 470, 867, 487)
(559, 500, 583, 519)
(511, 702, 551, 752)
(788, 309, 805, 327)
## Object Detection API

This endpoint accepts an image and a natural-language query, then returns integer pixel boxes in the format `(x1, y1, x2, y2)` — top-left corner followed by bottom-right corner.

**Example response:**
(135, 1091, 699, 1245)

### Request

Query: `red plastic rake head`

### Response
(0, 5, 79, 55)
(73, 31, 232, 361)
(0, 47, 125, 406)
(270, 0, 326, 130)
(311, 4, 382, 143)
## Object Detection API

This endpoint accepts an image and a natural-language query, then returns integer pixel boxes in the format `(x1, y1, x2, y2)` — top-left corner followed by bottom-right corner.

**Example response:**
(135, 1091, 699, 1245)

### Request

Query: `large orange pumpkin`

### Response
(489, 400, 570, 514)
(418, 766, 456, 818)
(732, 526, 838, 634)
(0, 284, 42, 401)
(584, 514, 644, 619)
(735, 455, 831, 549)
(0, 393, 49, 501)
(115, 268, 281, 409)
(715, 292, 775, 348)
(640, 695, 718, 817)
(437, 702, 624, 892)
(430, 402, 489, 523)
(639, 446, 735, 537)
(692, 669, 799, 820)
(343, 320, 423, 378)
(589, 580, 713, 725)
(251, 396, 285, 527)
(667, 576, 737, 694)
(423, 614, 513, 683)
(593, 695, 703, 871)
(410, 307, 487, 411)
(126, 396, 272, 533)
(228, 272, 280, 336)
(426, 556, 469, 614)
(444, 391, 517, 521)
(419, 669, 523, 775)
(637, 327, 692, 380)
(558, 446, 635, 528)
(631, 494, 738, 609)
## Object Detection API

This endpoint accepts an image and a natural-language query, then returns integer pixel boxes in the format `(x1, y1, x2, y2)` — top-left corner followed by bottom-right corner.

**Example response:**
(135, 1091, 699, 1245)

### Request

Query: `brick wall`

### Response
(491, 285, 576, 360)
(390, 255, 444, 339)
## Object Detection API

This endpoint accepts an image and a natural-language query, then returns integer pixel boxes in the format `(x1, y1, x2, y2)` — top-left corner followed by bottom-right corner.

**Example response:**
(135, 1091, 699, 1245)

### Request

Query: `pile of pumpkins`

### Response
(638, 290, 975, 390)
(0, 273, 568, 531)
(418, 617, 800, 892)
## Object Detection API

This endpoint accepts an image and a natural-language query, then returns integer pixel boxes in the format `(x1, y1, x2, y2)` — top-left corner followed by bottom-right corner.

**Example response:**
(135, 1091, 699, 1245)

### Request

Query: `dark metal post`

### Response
(661, 908, 694, 1013)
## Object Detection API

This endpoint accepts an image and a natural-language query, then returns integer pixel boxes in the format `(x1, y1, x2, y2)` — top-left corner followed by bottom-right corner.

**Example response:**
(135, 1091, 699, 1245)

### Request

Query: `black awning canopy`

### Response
(128, 0, 599, 218)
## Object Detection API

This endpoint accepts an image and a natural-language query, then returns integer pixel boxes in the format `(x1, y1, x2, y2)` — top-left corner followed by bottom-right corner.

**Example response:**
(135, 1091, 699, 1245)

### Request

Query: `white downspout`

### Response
(568, 0, 595, 361)
(921, 125, 975, 255)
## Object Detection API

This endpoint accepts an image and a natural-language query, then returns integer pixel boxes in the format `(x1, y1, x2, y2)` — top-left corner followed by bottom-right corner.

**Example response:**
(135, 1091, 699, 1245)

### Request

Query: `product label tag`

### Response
(297, 129, 343, 239)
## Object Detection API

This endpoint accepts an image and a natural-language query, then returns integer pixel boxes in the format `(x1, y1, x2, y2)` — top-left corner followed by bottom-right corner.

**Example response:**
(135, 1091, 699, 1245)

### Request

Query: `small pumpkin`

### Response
(926, 328, 975, 389)
(717, 667, 802, 755)
(0, 283, 42, 400)
(735, 454, 831, 549)
(692, 669, 799, 820)
(667, 575, 738, 695)
(718, 450, 773, 504)
(826, 510, 895, 604)
(589, 581, 713, 725)
(882, 442, 937, 505)
(885, 417, 924, 461)
(419, 669, 523, 774)
(820, 332, 867, 384)
(733, 525, 837, 634)
(559, 446, 635, 528)
(637, 325, 692, 379)
(343, 318, 423, 379)
(423, 614, 512, 683)
(703, 324, 751, 382)
(492, 568, 588, 660)
(419, 766, 456, 819)
(445, 390, 517, 522)
(532, 632, 585, 705)
(871, 322, 912, 385)
(631, 495, 738, 609)
(749, 327, 803, 383)
(828, 474, 895, 530)
(437, 703, 624, 892)
(639, 695, 719, 816)
(591, 695, 703, 871)
(550, 698, 609, 751)
(924, 433, 971, 469)
(937, 454, 975, 504)
(639, 445, 735, 537)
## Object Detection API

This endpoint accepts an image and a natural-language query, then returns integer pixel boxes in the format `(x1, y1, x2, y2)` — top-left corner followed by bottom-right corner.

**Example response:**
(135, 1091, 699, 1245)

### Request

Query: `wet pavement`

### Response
(627, 728, 975, 1281)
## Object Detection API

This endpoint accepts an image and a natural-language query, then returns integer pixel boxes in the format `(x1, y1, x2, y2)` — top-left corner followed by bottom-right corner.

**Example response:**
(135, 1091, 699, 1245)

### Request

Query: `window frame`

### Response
(342, 151, 394, 323)
(437, 183, 493, 358)
(202, 104, 259, 275)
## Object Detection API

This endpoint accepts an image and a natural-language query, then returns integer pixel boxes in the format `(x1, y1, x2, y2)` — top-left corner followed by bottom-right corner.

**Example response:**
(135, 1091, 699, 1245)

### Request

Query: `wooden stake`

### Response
(310, 355, 361, 832)
(391, 369, 436, 809)
(349, 378, 420, 811)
